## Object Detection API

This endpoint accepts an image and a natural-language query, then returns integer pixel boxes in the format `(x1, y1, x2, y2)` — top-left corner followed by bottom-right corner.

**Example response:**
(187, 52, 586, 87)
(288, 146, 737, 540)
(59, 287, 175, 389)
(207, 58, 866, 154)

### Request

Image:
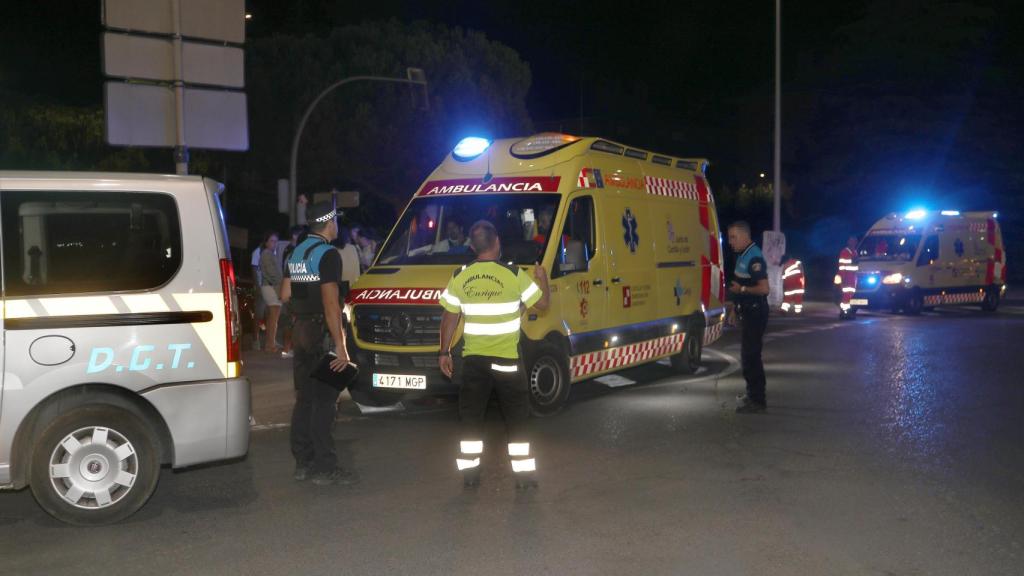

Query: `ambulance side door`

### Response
(916, 235, 942, 288)
(601, 191, 654, 327)
(942, 230, 970, 288)
(551, 194, 607, 334)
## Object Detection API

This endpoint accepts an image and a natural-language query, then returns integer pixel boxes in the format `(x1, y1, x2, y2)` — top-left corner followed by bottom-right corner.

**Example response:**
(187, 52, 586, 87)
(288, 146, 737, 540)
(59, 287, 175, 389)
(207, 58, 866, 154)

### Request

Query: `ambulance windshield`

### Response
(377, 194, 562, 266)
(858, 233, 922, 262)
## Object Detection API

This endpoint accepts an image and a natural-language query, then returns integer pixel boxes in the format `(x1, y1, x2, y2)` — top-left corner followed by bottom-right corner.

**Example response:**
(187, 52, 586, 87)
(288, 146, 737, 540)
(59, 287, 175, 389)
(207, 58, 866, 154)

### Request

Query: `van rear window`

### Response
(1, 191, 182, 297)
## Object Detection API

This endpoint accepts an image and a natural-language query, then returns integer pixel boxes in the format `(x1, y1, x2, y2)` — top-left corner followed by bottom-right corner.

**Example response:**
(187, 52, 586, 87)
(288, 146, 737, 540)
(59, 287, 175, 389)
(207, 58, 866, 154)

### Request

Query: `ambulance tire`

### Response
(904, 289, 924, 316)
(670, 323, 703, 375)
(981, 288, 1000, 312)
(30, 405, 160, 526)
(526, 342, 571, 417)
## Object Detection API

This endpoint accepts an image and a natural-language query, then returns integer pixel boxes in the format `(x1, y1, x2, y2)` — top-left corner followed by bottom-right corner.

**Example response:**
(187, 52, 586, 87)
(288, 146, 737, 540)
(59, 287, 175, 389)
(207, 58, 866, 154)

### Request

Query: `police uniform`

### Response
(733, 242, 769, 408)
(439, 260, 543, 485)
(286, 227, 344, 477)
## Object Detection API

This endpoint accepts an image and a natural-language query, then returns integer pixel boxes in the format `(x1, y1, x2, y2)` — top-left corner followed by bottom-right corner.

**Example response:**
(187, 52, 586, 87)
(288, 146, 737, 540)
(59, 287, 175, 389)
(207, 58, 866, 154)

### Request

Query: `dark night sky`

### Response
(2, 0, 1022, 273)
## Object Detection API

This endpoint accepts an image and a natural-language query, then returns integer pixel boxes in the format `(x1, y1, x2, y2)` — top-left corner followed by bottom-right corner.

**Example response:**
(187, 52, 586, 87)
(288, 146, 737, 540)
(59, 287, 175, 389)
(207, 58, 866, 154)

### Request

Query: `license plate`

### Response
(372, 373, 427, 390)
(851, 298, 869, 306)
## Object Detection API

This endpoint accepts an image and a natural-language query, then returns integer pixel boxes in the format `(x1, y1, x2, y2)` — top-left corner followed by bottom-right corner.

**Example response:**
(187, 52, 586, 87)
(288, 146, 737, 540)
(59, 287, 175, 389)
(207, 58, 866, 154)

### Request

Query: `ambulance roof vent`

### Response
(624, 149, 648, 160)
(590, 140, 624, 155)
(651, 155, 672, 166)
(510, 132, 582, 159)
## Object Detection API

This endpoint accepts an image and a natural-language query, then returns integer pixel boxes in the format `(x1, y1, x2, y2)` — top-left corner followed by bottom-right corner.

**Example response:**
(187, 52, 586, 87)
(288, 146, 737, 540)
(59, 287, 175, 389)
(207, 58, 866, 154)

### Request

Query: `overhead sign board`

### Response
(104, 33, 244, 87)
(105, 82, 248, 150)
(103, 0, 245, 44)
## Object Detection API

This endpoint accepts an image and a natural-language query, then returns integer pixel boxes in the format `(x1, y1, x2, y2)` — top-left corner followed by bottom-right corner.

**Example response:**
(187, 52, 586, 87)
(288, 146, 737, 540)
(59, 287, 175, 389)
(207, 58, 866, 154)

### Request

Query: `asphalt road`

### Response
(2, 301, 1023, 575)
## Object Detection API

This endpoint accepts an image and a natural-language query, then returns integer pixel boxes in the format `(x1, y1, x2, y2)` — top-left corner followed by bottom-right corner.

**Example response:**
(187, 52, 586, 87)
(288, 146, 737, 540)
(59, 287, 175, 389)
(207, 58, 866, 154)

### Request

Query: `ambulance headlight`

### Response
(452, 137, 491, 161)
(882, 273, 904, 285)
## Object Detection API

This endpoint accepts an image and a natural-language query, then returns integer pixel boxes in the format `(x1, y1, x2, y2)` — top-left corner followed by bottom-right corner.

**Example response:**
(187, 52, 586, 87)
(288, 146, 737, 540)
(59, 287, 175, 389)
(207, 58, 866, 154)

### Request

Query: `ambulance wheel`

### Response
(526, 343, 570, 417)
(904, 290, 924, 316)
(30, 405, 160, 526)
(981, 288, 1000, 312)
(670, 324, 703, 375)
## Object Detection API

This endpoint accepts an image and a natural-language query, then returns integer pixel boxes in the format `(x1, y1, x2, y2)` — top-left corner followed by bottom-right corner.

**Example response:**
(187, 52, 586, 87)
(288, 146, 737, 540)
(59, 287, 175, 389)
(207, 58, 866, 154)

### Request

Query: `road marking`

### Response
(595, 374, 636, 388)
(251, 422, 289, 432)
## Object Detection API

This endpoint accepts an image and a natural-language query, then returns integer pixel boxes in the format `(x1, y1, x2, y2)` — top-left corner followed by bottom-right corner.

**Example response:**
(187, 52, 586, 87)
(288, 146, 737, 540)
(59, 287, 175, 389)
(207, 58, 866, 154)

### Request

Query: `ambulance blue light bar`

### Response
(452, 137, 491, 161)
(940, 210, 960, 216)
(904, 209, 927, 220)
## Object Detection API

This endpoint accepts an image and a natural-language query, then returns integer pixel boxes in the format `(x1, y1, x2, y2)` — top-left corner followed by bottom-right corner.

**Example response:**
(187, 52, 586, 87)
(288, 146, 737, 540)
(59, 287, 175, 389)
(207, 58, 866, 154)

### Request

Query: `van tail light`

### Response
(220, 258, 242, 375)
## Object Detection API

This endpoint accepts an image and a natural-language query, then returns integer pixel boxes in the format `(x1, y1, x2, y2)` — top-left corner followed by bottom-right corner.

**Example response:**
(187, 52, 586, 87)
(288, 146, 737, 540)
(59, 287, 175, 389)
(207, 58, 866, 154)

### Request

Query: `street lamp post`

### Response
(773, 0, 782, 233)
(288, 68, 428, 225)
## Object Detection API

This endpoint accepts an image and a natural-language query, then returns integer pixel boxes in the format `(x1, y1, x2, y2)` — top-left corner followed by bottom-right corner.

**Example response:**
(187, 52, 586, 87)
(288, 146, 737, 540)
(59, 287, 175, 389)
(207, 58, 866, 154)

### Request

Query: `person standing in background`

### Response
(355, 228, 379, 272)
(259, 232, 284, 353)
(335, 227, 361, 295)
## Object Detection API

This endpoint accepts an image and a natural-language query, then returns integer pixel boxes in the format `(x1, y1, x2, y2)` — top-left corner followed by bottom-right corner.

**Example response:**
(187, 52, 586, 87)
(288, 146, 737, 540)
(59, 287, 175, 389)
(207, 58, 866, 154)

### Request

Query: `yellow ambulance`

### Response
(851, 209, 1007, 315)
(344, 133, 726, 414)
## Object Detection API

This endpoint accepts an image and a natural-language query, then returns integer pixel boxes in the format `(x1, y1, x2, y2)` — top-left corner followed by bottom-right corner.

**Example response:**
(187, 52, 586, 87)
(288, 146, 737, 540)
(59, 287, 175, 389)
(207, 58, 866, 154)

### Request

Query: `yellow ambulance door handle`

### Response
(611, 277, 622, 284)
(592, 278, 604, 286)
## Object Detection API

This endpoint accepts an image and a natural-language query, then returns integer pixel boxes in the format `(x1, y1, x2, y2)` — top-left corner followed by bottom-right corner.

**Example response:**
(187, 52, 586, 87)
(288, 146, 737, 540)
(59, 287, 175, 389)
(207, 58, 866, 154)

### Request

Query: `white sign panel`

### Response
(103, 33, 174, 82)
(105, 82, 248, 150)
(104, 0, 245, 44)
(183, 88, 248, 151)
(104, 32, 244, 88)
(182, 42, 244, 87)
(105, 82, 176, 147)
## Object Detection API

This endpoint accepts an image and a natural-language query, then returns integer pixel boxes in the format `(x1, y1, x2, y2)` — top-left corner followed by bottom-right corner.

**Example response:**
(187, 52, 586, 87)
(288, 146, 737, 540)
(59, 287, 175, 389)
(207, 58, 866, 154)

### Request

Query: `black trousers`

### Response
(739, 300, 769, 405)
(458, 355, 531, 443)
(290, 316, 341, 473)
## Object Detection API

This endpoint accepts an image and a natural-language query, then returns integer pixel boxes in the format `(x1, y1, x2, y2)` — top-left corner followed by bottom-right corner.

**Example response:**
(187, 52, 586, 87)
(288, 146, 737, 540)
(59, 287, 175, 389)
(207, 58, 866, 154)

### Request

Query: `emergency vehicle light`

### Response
(904, 209, 927, 220)
(452, 137, 491, 160)
(510, 133, 581, 159)
(940, 210, 960, 216)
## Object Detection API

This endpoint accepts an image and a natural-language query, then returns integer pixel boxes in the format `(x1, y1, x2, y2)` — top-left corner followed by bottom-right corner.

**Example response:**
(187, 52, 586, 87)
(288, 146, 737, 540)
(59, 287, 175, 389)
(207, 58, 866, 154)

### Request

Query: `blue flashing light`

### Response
(866, 275, 878, 286)
(940, 210, 960, 216)
(904, 209, 927, 220)
(452, 137, 491, 160)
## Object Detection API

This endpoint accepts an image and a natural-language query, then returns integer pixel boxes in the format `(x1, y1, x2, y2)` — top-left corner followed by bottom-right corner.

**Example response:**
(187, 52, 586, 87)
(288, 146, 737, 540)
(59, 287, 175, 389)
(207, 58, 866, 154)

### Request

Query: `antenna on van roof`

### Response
(483, 147, 494, 183)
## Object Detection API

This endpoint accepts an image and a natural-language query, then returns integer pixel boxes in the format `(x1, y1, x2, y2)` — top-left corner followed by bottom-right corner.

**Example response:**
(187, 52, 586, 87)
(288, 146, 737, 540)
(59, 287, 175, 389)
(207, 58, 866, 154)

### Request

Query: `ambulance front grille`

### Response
(353, 306, 443, 346)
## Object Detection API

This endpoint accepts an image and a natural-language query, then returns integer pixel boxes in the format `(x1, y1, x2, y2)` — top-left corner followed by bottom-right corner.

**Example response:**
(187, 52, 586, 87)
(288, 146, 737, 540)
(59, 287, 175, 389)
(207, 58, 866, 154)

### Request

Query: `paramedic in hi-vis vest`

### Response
(726, 221, 771, 414)
(836, 235, 859, 319)
(280, 202, 355, 487)
(438, 220, 550, 489)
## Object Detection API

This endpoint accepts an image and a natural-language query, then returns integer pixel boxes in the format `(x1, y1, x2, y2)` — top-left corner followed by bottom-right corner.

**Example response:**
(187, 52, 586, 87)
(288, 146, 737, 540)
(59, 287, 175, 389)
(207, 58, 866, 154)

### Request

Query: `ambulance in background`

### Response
(344, 133, 727, 415)
(850, 209, 1006, 315)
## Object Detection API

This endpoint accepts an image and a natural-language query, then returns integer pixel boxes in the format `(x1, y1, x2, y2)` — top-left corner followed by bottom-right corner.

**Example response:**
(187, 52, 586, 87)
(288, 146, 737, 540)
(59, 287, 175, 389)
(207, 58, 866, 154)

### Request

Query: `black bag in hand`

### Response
(311, 352, 359, 391)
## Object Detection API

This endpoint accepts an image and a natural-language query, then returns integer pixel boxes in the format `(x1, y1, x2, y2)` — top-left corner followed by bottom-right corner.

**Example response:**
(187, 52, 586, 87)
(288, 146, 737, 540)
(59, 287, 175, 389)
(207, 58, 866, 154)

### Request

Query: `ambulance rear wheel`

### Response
(527, 343, 570, 417)
(981, 288, 1000, 312)
(670, 324, 703, 375)
(30, 405, 160, 526)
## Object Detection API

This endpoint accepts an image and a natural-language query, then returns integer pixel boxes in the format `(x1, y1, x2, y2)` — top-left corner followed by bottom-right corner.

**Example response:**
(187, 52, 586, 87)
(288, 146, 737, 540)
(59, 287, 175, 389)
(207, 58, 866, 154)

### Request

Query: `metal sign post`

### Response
(102, 0, 248, 172)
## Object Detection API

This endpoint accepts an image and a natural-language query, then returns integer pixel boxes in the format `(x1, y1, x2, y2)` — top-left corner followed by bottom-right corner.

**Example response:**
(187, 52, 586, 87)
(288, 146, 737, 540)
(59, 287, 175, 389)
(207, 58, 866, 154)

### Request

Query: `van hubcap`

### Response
(49, 426, 138, 510)
(529, 357, 562, 405)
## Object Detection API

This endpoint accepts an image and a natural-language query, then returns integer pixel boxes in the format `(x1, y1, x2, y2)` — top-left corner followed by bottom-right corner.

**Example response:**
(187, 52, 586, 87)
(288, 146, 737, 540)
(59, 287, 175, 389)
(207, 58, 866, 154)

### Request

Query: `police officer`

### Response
(726, 221, 771, 413)
(280, 202, 354, 486)
(437, 220, 549, 489)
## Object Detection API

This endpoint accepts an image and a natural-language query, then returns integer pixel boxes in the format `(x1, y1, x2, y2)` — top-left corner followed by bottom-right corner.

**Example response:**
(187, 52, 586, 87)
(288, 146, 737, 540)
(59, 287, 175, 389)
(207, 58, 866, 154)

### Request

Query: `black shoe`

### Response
(735, 399, 767, 414)
(736, 393, 749, 402)
(463, 470, 481, 488)
(294, 464, 311, 481)
(311, 467, 357, 486)
(515, 475, 539, 490)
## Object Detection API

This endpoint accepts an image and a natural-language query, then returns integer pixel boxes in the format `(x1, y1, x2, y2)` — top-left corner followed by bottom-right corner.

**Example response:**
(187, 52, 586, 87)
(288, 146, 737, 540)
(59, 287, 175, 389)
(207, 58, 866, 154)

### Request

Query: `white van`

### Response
(0, 172, 249, 525)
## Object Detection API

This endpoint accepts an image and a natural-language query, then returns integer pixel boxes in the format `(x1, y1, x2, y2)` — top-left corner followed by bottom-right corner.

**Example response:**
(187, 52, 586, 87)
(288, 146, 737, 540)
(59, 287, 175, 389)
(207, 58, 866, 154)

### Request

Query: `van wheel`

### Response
(30, 405, 160, 526)
(526, 343, 571, 416)
(981, 287, 1000, 312)
(904, 290, 924, 316)
(670, 324, 703, 375)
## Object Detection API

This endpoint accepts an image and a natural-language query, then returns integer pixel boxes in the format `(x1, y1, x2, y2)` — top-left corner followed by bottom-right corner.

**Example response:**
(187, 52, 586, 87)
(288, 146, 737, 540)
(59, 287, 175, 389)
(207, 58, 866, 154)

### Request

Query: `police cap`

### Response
(308, 201, 337, 225)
